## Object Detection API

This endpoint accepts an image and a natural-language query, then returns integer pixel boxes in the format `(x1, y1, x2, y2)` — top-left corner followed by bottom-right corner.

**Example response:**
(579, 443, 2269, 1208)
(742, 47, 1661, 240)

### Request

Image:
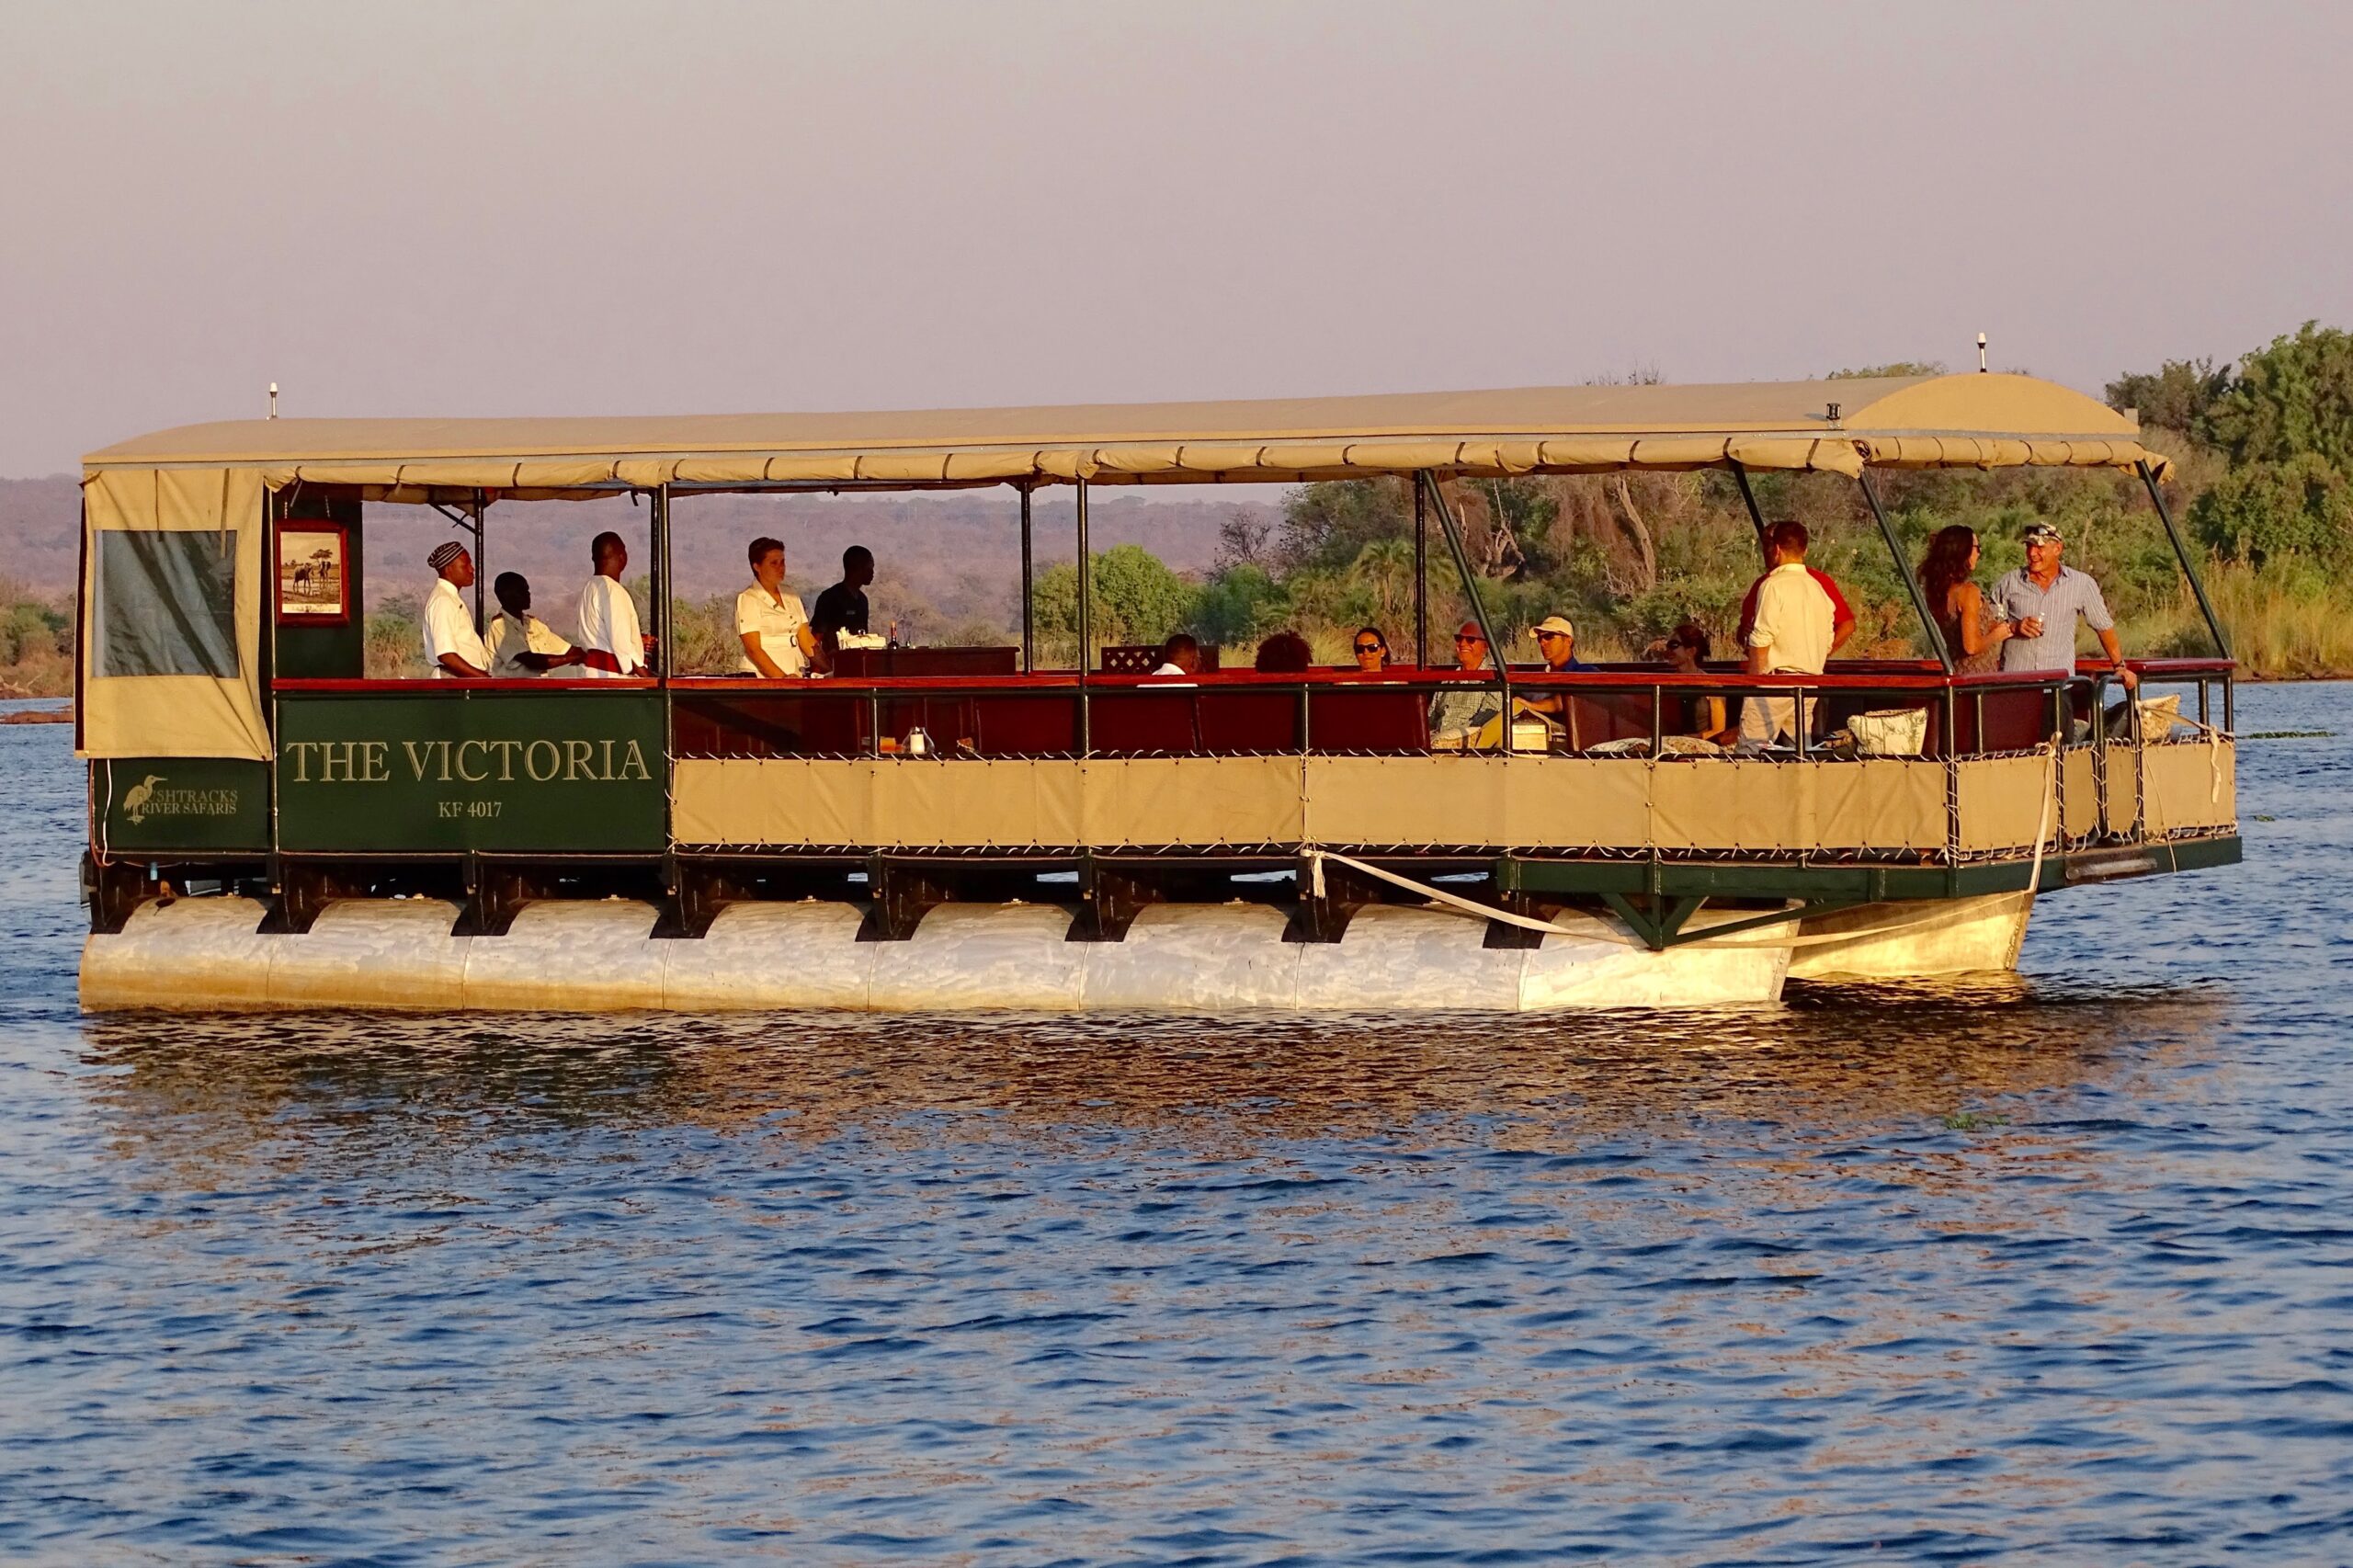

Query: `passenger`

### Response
(735, 536, 812, 678)
(1512, 613, 1588, 723)
(1529, 614, 1589, 672)
(484, 572, 581, 676)
(1253, 631, 1313, 673)
(421, 541, 489, 679)
(1738, 526, 1856, 656)
(1659, 621, 1735, 744)
(575, 530, 650, 677)
(810, 544, 875, 674)
(1740, 520, 1836, 749)
(1918, 525, 2016, 675)
(1428, 620, 1504, 747)
(1151, 633, 1202, 677)
(1991, 522, 2137, 691)
(1347, 626, 1391, 672)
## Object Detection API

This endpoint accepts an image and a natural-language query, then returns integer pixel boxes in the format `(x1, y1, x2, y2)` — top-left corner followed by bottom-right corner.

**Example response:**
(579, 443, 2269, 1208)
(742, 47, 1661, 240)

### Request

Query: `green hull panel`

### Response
(276, 691, 665, 854)
(95, 757, 271, 854)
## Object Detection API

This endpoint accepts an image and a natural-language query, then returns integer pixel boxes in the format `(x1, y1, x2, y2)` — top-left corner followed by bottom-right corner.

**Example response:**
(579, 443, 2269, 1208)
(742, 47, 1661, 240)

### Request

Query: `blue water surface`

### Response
(0, 687, 2345, 1566)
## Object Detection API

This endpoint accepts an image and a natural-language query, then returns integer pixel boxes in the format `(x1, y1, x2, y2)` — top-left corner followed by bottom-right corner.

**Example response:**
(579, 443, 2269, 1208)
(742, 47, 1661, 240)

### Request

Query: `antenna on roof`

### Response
(267, 382, 279, 419)
(1976, 334, 1988, 373)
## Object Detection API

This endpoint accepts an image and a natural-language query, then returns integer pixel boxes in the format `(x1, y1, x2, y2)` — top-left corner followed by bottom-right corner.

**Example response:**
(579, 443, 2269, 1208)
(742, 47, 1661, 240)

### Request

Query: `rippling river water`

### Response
(2, 687, 2346, 1565)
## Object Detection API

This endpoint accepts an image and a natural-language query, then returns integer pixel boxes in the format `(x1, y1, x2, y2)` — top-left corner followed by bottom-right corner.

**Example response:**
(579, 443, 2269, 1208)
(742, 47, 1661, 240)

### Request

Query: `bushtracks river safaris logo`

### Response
(119, 774, 240, 825)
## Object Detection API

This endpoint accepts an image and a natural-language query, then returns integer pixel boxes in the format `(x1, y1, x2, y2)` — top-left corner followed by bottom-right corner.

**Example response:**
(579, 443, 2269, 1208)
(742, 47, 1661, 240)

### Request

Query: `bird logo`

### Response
(121, 774, 165, 825)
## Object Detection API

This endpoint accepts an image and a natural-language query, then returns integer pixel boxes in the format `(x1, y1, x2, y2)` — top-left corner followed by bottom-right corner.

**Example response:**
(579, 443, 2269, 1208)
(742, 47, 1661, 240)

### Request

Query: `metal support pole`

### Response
(2138, 460, 2230, 659)
(1418, 472, 1510, 725)
(1075, 476, 1091, 756)
(1730, 462, 1772, 567)
(1018, 483, 1036, 674)
(653, 484, 673, 678)
(1857, 471, 1952, 672)
(1413, 477, 1429, 667)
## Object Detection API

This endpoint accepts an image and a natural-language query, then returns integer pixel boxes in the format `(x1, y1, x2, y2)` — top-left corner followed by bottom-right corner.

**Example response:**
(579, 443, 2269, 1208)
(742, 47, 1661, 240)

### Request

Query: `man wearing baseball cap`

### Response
(421, 541, 489, 678)
(1990, 523, 2136, 691)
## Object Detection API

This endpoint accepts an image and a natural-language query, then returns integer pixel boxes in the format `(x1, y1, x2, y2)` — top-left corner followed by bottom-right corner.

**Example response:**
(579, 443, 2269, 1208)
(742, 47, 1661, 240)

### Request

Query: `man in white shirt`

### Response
(1740, 520, 1836, 750)
(1150, 633, 1201, 677)
(734, 537, 810, 677)
(483, 572, 580, 677)
(421, 541, 490, 678)
(575, 530, 649, 677)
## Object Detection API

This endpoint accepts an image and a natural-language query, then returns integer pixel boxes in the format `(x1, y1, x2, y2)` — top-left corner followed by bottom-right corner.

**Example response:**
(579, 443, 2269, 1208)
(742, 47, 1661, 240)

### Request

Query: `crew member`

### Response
(576, 530, 650, 677)
(484, 572, 580, 677)
(422, 541, 489, 679)
(735, 537, 811, 678)
(810, 545, 875, 674)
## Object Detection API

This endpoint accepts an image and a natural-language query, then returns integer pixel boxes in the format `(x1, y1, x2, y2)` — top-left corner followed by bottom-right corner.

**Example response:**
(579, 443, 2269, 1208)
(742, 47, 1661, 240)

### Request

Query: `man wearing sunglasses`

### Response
(1428, 621, 1505, 748)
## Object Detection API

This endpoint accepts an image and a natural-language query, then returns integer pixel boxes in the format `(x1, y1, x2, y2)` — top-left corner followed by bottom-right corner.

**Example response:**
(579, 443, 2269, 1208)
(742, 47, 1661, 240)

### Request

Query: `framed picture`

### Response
(277, 524, 350, 624)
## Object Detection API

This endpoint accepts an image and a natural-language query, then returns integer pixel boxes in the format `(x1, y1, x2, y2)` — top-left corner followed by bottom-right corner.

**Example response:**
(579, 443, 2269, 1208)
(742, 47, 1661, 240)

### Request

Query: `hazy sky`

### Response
(5, 0, 2348, 477)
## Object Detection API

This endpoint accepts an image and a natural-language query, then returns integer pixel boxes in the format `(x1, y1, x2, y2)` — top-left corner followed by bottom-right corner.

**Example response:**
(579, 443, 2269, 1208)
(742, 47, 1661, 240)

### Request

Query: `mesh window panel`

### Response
(94, 530, 237, 678)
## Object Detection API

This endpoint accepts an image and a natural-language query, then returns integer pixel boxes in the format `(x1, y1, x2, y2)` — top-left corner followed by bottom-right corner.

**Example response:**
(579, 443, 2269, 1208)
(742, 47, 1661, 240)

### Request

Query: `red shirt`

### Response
(1739, 567, 1853, 641)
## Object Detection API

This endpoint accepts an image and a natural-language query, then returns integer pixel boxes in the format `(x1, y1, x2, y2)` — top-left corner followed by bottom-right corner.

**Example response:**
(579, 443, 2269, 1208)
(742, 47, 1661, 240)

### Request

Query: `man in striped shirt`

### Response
(1991, 523, 2138, 691)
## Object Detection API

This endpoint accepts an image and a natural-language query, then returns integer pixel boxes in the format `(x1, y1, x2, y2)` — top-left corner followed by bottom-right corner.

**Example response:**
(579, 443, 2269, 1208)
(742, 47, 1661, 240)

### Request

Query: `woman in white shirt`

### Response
(735, 537, 811, 677)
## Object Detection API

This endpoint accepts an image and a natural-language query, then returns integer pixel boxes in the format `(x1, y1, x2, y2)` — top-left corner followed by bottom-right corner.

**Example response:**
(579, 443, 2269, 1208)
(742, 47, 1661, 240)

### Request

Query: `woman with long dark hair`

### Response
(1918, 525, 2015, 675)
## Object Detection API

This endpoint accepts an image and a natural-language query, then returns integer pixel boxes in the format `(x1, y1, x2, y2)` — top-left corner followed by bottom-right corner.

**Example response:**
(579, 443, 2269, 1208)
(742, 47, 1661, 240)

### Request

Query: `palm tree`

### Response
(1348, 538, 1418, 631)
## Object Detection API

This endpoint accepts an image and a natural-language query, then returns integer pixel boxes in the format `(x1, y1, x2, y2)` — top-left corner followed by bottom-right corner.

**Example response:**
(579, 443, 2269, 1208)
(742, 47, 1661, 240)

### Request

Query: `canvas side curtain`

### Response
(79, 466, 270, 760)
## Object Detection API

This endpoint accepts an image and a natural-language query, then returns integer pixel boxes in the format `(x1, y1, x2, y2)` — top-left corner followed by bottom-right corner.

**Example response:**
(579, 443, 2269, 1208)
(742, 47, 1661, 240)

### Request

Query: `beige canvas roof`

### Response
(85, 373, 2164, 494)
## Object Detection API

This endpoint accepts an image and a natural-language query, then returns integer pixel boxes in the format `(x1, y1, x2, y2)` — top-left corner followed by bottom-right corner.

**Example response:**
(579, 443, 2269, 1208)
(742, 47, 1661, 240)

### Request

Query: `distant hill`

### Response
(0, 476, 1270, 643)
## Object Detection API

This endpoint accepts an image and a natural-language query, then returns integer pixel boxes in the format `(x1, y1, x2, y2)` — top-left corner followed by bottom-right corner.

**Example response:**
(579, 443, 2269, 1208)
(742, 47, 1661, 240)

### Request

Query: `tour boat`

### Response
(75, 374, 2239, 1012)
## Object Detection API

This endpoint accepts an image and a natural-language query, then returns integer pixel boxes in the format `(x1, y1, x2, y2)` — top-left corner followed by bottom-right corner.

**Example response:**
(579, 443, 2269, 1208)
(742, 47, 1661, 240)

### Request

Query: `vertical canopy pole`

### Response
(653, 483, 673, 678)
(1413, 475, 1430, 668)
(1018, 482, 1036, 673)
(1418, 472, 1509, 718)
(1730, 463, 1772, 567)
(2139, 460, 2230, 659)
(1074, 475, 1091, 756)
(1857, 470, 1952, 673)
(470, 494, 487, 628)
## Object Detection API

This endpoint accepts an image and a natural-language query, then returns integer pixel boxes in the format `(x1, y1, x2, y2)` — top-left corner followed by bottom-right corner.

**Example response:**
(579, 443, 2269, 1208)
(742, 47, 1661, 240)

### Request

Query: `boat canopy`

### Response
(74, 372, 2171, 763)
(84, 373, 2164, 498)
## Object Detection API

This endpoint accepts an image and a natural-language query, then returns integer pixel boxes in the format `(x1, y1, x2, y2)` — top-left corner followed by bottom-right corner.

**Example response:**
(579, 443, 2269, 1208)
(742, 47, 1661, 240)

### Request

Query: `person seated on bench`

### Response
(1254, 631, 1312, 672)
(1347, 625, 1392, 672)
(484, 572, 582, 676)
(1658, 621, 1735, 744)
(1151, 632, 1202, 677)
(1429, 621, 1504, 748)
(1512, 613, 1588, 726)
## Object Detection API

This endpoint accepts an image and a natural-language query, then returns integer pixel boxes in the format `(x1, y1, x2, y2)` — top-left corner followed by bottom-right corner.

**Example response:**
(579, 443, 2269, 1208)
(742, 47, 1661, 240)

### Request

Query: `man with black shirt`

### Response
(809, 545, 874, 674)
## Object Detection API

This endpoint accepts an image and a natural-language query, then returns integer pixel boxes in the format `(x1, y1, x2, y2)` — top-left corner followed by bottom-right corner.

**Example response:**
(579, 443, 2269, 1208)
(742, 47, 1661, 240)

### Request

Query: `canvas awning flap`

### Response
(86, 373, 2158, 494)
(79, 466, 270, 761)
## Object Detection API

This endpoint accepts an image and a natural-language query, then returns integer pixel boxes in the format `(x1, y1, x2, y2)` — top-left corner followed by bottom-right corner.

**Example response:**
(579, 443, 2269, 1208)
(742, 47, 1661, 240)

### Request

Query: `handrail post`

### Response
(1075, 475, 1091, 757)
(1418, 472, 1509, 740)
(2138, 459, 2230, 660)
(1413, 476, 1429, 668)
(1857, 470, 1953, 672)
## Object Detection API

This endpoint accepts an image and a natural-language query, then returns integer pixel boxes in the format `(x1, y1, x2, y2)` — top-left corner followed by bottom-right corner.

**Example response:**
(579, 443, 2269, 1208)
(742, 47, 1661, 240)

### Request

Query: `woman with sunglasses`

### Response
(1347, 627, 1391, 672)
